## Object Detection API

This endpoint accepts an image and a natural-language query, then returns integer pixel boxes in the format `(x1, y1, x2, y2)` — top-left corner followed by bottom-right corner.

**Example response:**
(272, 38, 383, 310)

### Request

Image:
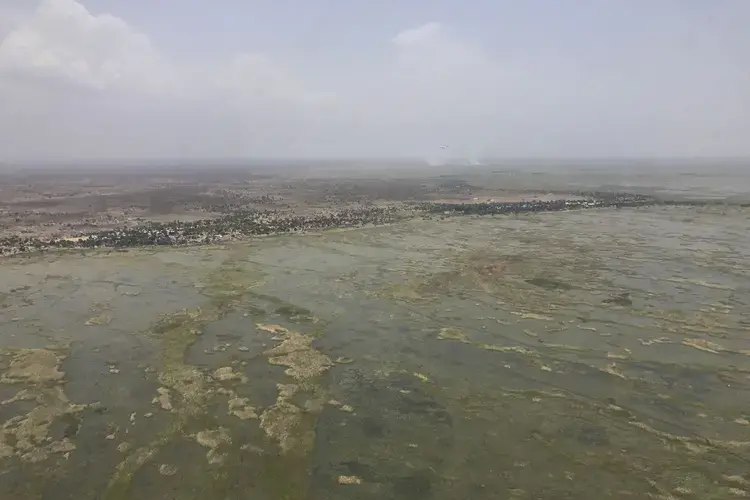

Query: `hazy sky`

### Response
(0, 0, 748, 160)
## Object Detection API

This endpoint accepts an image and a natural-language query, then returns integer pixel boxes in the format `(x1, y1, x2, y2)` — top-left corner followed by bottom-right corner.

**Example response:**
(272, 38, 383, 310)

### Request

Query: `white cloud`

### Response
(0, 0, 330, 159)
(0, 0, 167, 92)
(0, 1, 30, 39)
(391, 22, 442, 47)
(218, 53, 335, 108)
(0, 0, 318, 102)
(0, 0, 747, 160)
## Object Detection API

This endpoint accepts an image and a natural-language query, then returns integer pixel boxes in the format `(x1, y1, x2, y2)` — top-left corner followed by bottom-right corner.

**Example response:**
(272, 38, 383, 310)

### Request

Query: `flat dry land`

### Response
(0, 166, 578, 239)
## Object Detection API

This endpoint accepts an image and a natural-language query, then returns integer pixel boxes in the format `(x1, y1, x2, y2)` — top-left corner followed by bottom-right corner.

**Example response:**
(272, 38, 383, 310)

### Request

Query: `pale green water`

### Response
(1, 205, 749, 499)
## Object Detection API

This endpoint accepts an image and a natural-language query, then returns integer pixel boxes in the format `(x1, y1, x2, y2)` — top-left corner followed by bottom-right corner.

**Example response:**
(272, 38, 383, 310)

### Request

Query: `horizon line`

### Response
(2, 156, 750, 167)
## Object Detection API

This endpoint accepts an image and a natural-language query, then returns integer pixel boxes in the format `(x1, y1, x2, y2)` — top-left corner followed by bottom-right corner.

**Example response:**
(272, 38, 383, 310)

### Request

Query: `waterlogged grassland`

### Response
(0, 205, 749, 499)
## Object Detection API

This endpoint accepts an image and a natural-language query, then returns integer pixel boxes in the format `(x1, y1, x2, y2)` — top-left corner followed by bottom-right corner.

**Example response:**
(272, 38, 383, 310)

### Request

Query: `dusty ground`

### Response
(0, 165, 578, 239)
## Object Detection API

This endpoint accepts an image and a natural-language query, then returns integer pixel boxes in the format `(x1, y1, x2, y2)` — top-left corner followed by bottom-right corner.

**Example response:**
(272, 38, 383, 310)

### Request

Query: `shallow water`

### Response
(1, 205, 750, 499)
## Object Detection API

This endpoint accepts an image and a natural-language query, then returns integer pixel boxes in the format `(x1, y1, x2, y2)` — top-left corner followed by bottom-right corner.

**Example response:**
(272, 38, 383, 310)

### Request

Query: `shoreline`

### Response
(0, 192, 743, 257)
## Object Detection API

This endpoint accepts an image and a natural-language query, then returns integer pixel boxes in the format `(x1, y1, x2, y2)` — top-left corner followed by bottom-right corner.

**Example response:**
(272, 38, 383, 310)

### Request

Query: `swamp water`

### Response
(1, 205, 749, 499)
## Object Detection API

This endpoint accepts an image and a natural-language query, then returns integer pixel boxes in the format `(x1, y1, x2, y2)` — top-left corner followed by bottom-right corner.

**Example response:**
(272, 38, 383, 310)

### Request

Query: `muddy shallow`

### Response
(1, 205, 749, 499)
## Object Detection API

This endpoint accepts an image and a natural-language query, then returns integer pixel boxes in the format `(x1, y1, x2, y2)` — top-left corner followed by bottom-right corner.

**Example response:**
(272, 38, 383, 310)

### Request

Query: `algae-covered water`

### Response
(1, 205, 750, 499)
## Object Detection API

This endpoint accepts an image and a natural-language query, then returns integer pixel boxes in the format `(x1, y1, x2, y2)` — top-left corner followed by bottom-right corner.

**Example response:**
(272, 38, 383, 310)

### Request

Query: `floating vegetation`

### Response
(260, 384, 316, 456)
(227, 397, 257, 420)
(338, 475, 362, 485)
(1, 348, 66, 384)
(682, 338, 725, 354)
(480, 344, 538, 357)
(640, 337, 673, 346)
(85, 313, 113, 326)
(265, 329, 332, 380)
(153, 387, 173, 411)
(194, 427, 231, 465)
(103, 256, 278, 497)
(606, 352, 630, 360)
(602, 362, 627, 379)
(0, 347, 90, 463)
(437, 326, 469, 342)
(256, 323, 286, 334)
(602, 292, 633, 306)
(158, 463, 178, 476)
(258, 323, 331, 456)
(213, 366, 248, 383)
(326, 399, 354, 414)
(511, 311, 555, 321)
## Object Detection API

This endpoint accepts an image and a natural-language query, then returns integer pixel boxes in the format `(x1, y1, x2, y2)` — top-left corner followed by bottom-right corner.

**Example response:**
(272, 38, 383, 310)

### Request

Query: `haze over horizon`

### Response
(0, 0, 748, 162)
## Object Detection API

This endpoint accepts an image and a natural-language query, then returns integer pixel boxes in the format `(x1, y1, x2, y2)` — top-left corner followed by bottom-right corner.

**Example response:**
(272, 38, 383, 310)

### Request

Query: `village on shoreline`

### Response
(0, 192, 669, 256)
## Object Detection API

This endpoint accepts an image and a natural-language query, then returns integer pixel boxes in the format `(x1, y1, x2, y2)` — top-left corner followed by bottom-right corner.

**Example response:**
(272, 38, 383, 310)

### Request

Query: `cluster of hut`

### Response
(419, 192, 655, 215)
(0, 193, 658, 256)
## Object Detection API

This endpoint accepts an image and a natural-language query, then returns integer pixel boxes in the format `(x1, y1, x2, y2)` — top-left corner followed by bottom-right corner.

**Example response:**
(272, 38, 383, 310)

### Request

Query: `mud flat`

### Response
(1, 204, 750, 499)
